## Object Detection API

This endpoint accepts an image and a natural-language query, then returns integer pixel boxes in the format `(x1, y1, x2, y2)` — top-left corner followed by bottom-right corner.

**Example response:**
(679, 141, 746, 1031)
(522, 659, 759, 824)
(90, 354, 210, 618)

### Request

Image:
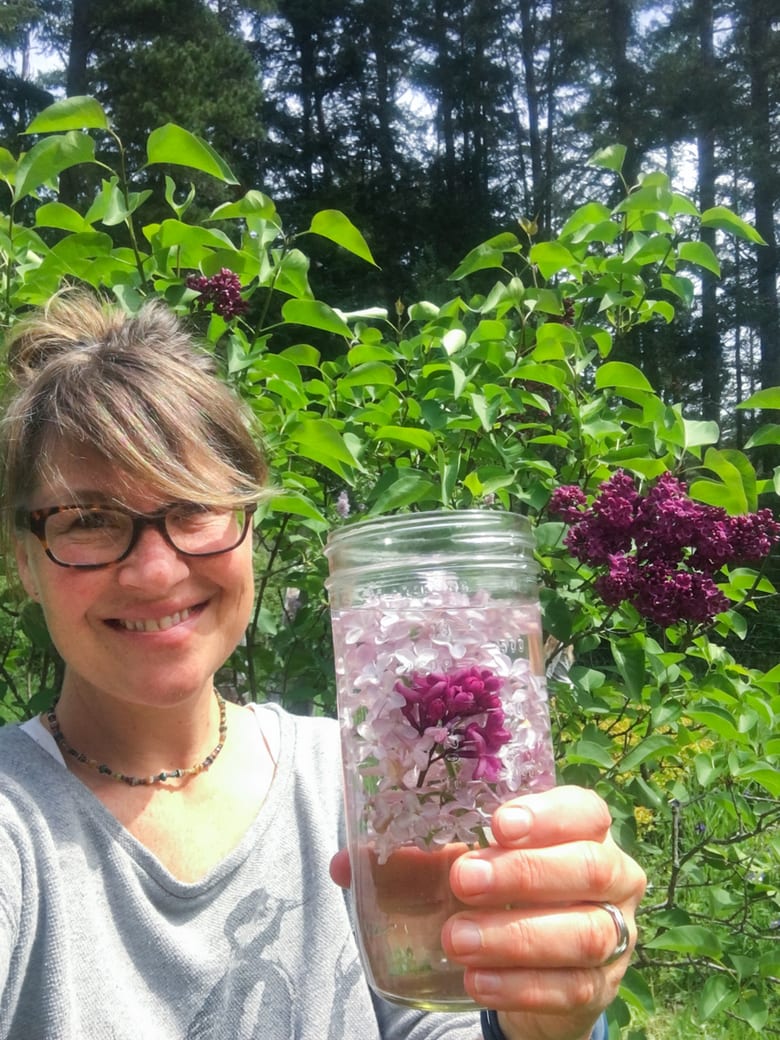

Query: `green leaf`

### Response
(524, 288, 565, 316)
(281, 299, 352, 337)
(618, 968, 655, 1015)
(689, 448, 756, 513)
(0, 146, 17, 184)
(307, 209, 377, 266)
(611, 639, 646, 701)
(595, 361, 655, 393)
(367, 469, 438, 514)
(19, 601, 55, 651)
(701, 205, 767, 245)
(744, 423, 780, 448)
(735, 995, 769, 1031)
(644, 925, 723, 958)
(559, 201, 612, 239)
(660, 272, 695, 306)
(737, 386, 780, 410)
(163, 175, 196, 219)
(145, 124, 238, 184)
(589, 144, 627, 172)
(567, 739, 616, 769)
(470, 392, 498, 431)
(679, 239, 721, 275)
(683, 418, 720, 448)
(25, 95, 110, 133)
(281, 344, 321, 367)
(450, 233, 519, 278)
(442, 328, 467, 355)
(14, 131, 98, 201)
(688, 706, 743, 742)
(373, 426, 437, 452)
(469, 319, 508, 343)
(337, 362, 396, 389)
(698, 975, 738, 1022)
(273, 248, 313, 300)
(733, 764, 780, 797)
(512, 362, 567, 391)
(529, 241, 579, 278)
(209, 190, 278, 222)
(670, 192, 700, 217)
(618, 734, 677, 773)
(287, 419, 359, 478)
(85, 178, 152, 226)
(35, 202, 94, 233)
(266, 491, 327, 524)
(689, 479, 746, 514)
(533, 323, 579, 360)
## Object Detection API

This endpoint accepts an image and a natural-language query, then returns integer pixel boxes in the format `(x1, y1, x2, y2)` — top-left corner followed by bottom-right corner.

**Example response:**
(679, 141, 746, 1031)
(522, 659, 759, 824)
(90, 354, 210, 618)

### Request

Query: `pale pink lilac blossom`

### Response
(332, 582, 555, 863)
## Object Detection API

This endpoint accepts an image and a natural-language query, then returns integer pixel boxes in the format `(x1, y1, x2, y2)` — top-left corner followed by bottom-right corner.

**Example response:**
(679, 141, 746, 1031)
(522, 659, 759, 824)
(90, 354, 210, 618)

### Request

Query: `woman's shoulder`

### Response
(0, 721, 43, 782)
(248, 701, 342, 796)
(250, 701, 339, 750)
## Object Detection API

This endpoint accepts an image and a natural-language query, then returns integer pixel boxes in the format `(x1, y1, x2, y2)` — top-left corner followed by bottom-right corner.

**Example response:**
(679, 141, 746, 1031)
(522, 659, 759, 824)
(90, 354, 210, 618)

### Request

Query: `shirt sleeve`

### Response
(589, 1012, 609, 1040)
(0, 825, 22, 994)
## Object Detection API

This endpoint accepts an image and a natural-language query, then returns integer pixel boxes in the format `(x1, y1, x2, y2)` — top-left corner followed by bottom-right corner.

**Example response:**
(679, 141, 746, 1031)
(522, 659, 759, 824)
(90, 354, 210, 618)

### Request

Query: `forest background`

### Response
(1, 2, 779, 1038)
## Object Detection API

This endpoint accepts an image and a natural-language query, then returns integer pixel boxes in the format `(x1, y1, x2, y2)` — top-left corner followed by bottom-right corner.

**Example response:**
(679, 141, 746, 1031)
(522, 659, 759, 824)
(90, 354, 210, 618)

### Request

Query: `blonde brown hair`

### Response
(0, 291, 268, 547)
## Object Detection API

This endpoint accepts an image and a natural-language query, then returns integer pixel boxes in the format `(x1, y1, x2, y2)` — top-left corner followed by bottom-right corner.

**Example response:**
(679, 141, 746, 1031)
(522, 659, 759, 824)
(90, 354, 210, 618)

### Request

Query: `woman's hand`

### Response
(329, 785, 645, 1040)
(441, 785, 646, 1040)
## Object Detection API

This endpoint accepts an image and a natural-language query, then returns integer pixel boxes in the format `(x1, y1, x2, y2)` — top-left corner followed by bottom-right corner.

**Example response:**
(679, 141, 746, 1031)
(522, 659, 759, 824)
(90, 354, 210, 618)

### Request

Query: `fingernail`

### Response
(497, 805, 532, 841)
(457, 856, 493, 895)
(450, 919, 483, 955)
(472, 970, 502, 995)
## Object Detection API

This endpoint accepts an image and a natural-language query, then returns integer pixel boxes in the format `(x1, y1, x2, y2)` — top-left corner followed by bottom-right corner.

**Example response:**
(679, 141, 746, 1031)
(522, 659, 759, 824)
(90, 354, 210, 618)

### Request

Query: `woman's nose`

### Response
(115, 523, 190, 589)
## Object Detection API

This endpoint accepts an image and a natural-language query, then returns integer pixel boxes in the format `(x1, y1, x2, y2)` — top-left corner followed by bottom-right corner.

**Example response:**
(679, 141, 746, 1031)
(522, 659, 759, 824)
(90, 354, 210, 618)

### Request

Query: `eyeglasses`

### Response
(16, 503, 257, 569)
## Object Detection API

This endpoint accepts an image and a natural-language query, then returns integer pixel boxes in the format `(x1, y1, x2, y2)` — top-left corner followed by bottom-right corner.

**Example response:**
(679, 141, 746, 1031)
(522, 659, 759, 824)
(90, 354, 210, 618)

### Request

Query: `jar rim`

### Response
(325, 508, 533, 555)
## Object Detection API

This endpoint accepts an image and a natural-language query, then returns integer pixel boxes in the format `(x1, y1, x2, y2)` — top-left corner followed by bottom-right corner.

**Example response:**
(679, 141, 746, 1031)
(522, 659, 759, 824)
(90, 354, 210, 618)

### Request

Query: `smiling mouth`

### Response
(112, 606, 197, 633)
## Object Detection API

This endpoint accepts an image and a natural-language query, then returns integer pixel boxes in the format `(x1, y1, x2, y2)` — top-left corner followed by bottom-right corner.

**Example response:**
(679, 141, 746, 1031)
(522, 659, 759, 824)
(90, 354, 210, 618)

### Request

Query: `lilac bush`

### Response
(550, 470, 780, 627)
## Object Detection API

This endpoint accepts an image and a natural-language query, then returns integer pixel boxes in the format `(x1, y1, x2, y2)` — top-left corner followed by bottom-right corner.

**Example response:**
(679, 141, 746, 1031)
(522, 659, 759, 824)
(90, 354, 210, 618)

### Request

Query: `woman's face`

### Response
(14, 446, 255, 710)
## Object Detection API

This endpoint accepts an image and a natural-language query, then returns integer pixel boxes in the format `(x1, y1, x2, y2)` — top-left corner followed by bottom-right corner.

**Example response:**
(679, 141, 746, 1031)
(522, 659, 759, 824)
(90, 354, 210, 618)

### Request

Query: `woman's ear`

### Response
(15, 538, 40, 601)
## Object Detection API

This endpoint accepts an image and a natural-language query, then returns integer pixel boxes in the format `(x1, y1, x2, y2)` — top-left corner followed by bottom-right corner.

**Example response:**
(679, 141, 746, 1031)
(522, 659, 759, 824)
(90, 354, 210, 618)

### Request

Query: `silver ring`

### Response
(596, 902, 630, 966)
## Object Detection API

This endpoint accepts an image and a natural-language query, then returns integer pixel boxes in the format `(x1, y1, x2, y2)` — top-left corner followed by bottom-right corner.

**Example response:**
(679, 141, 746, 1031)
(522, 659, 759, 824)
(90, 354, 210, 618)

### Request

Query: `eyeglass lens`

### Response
(43, 506, 249, 566)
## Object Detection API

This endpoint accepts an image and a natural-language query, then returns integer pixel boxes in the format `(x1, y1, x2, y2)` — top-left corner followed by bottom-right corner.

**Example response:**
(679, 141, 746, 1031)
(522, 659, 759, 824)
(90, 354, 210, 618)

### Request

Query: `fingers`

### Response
(450, 834, 637, 907)
(442, 899, 637, 1017)
(463, 963, 621, 1019)
(450, 786, 646, 909)
(442, 785, 648, 1020)
(442, 902, 636, 971)
(329, 848, 351, 889)
(490, 785, 613, 849)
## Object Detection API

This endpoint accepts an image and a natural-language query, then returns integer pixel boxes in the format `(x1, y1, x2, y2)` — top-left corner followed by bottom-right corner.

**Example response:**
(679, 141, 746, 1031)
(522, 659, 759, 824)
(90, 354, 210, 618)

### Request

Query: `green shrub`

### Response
(2, 103, 778, 1035)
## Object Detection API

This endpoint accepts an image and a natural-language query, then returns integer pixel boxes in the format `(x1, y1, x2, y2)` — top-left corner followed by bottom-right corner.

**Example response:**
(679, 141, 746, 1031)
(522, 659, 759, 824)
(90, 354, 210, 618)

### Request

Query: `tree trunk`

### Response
(518, 0, 544, 224)
(746, 0, 780, 392)
(694, 0, 721, 423)
(59, 0, 94, 206)
(606, 0, 640, 187)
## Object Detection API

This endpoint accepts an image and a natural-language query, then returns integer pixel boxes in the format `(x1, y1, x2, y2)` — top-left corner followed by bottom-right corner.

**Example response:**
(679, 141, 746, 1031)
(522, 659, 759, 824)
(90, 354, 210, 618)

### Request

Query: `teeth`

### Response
(118, 607, 192, 632)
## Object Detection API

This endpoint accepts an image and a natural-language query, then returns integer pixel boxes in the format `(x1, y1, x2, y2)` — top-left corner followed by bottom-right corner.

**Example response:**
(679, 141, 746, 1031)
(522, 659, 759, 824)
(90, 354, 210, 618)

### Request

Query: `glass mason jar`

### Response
(325, 509, 556, 1011)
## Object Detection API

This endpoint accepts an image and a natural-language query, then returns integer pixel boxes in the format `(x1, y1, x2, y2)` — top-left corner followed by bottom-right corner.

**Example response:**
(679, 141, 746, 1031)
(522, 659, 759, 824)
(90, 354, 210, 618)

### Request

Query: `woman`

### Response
(0, 292, 645, 1040)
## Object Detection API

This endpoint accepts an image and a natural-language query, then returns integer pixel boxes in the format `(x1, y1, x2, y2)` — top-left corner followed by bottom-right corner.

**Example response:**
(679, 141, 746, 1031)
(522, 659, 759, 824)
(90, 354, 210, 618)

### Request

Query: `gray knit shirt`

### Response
(0, 704, 480, 1040)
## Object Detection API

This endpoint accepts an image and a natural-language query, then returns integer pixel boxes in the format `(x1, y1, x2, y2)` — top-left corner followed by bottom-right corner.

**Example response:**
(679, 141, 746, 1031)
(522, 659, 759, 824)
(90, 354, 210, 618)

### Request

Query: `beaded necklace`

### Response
(46, 691, 228, 786)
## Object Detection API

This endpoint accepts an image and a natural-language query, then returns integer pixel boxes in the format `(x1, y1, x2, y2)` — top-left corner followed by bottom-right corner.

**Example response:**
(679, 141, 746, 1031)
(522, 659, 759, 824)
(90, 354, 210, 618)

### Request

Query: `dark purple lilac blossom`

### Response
(550, 470, 780, 627)
(394, 666, 511, 782)
(186, 268, 248, 320)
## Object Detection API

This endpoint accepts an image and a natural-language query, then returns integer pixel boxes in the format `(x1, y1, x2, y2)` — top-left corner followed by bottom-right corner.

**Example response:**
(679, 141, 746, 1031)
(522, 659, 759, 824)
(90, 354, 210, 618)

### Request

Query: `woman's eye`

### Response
(67, 510, 123, 533)
(170, 504, 221, 524)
